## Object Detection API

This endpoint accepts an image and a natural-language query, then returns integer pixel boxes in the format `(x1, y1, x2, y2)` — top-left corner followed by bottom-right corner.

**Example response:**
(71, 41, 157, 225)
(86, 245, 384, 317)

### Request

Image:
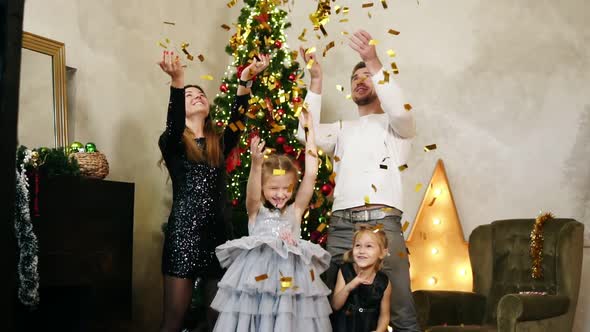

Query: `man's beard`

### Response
(352, 91, 377, 106)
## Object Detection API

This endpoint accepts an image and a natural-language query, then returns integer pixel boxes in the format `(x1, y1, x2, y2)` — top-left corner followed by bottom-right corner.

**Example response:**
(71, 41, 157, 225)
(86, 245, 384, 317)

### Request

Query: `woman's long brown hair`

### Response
(160, 85, 222, 168)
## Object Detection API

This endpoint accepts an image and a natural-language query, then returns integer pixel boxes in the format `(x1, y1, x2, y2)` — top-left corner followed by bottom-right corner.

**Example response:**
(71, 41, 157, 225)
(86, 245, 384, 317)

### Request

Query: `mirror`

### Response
(18, 31, 68, 148)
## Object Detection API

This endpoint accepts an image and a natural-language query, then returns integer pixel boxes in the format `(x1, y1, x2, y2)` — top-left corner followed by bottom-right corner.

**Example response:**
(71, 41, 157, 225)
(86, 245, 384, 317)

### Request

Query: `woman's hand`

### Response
(250, 135, 266, 167)
(158, 50, 184, 88)
(299, 46, 321, 80)
(240, 54, 271, 81)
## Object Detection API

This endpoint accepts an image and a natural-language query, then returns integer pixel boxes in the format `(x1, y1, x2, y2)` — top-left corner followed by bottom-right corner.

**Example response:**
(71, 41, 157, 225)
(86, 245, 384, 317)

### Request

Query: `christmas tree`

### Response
(212, 0, 334, 242)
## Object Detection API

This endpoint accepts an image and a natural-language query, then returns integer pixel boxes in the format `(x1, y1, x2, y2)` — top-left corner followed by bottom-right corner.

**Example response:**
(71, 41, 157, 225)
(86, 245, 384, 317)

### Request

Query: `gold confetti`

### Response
(387, 49, 396, 57)
(273, 169, 286, 175)
(404, 104, 413, 111)
(221, 24, 231, 31)
(398, 164, 408, 171)
(362, 3, 374, 8)
(235, 120, 245, 131)
(424, 144, 437, 152)
(369, 39, 379, 46)
(197, 54, 205, 62)
(163, 21, 175, 25)
(298, 28, 307, 42)
(319, 25, 328, 37)
(391, 62, 399, 74)
(200, 75, 214, 81)
(371, 184, 377, 192)
(317, 223, 327, 232)
(306, 59, 315, 69)
(342, 7, 349, 14)
(339, 18, 349, 23)
(158, 41, 168, 49)
(402, 221, 410, 232)
(364, 195, 370, 204)
(379, 164, 388, 170)
(341, 31, 349, 35)
(381, 0, 388, 9)
(288, 183, 295, 193)
(305, 47, 317, 55)
(345, 94, 351, 99)
(368, 12, 372, 19)
(334, 156, 341, 162)
(329, 172, 337, 183)
(388, 29, 400, 35)
(336, 85, 344, 92)
(323, 41, 335, 57)
(310, 269, 315, 281)
(226, 0, 237, 8)
(280, 276, 293, 290)
(255, 274, 268, 282)
(271, 124, 286, 133)
(335, 5, 341, 14)
(415, 183, 423, 192)
(307, 149, 318, 158)
(228, 123, 238, 132)
(378, 70, 390, 85)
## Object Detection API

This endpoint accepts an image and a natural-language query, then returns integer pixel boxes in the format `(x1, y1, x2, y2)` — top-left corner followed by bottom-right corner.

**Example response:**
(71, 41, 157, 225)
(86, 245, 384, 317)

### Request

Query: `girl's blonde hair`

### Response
(343, 227, 389, 271)
(261, 154, 300, 207)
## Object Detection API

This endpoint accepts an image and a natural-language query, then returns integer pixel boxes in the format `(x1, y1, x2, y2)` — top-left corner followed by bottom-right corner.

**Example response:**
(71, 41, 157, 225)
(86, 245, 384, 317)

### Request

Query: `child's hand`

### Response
(299, 110, 315, 143)
(250, 136, 265, 166)
(279, 230, 297, 246)
(240, 54, 271, 81)
(348, 270, 372, 290)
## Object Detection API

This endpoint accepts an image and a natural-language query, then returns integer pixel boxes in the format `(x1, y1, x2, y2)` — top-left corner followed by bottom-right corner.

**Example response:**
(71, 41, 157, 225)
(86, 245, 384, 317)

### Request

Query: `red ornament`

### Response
(220, 83, 228, 93)
(318, 233, 328, 246)
(274, 40, 282, 48)
(276, 108, 285, 116)
(276, 136, 286, 145)
(283, 144, 295, 155)
(321, 183, 333, 196)
(231, 199, 239, 207)
(288, 73, 296, 81)
(292, 96, 302, 104)
(216, 120, 224, 127)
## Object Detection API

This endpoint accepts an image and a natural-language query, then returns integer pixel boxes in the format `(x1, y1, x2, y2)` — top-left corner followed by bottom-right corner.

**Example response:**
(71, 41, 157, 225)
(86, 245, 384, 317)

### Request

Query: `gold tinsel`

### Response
(309, 0, 331, 29)
(530, 212, 555, 279)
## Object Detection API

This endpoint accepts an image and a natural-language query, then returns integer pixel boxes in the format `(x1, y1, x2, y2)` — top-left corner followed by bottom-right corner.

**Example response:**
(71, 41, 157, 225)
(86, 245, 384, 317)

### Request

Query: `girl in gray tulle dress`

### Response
(211, 111, 332, 331)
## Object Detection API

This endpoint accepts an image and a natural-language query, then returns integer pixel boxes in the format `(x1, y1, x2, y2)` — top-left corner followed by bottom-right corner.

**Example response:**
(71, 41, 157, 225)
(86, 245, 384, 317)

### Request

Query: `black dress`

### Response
(333, 262, 389, 332)
(159, 87, 247, 279)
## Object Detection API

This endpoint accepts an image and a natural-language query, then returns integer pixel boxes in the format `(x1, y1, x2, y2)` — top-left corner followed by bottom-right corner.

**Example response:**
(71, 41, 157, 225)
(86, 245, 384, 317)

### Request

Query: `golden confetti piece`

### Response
(345, 94, 352, 99)
(200, 75, 213, 81)
(221, 24, 231, 31)
(404, 104, 413, 111)
(391, 62, 399, 74)
(165, 38, 170, 44)
(415, 183, 423, 192)
(334, 156, 341, 162)
(379, 164, 388, 170)
(372, 224, 384, 232)
(255, 274, 268, 282)
(387, 49, 396, 57)
(323, 41, 335, 57)
(310, 269, 315, 281)
(158, 42, 168, 49)
(336, 85, 344, 92)
(235, 120, 245, 131)
(271, 124, 286, 133)
(368, 12, 372, 19)
(307, 149, 318, 158)
(305, 47, 317, 54)
(364, 195, 371, 204)
(329, 172, 337, 183)
(298, 28, 307, 42)
(402, 221, 410, 232)
(398, 164, 408, 171)
(372, 184, 377, 192)
(369, 39, 379, 46)
(197, 54, 205, 62)
(273, 169, 286, 175)
(362, 3, 374, 8)
(341, 31, 349, 35)
(335, 5, 341, 14)
(163, 21, 175, 25)
(228, 123, 238, 132)
(306, 59, 315, 69)
(226, 0, 237, 8)
(388, 29, 400, 35)
(317, 223, 327, 232)
(381, 0, 388, 9)
(339, 18, 349, 23)
(288, 183, 295, 193)
(319, 25, 328, 37)
(424, 144, 437, 152)
(280, 276, 293, 289)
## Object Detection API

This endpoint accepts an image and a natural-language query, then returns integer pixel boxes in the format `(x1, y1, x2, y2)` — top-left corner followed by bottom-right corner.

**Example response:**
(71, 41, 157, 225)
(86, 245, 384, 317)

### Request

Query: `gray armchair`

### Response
(413, 218, 584, 332)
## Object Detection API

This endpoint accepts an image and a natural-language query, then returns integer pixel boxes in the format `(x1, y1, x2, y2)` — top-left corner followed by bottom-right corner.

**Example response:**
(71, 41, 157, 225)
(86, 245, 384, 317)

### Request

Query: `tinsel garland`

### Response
(14, 149, 40, 306)
(530, 211, 554, 279)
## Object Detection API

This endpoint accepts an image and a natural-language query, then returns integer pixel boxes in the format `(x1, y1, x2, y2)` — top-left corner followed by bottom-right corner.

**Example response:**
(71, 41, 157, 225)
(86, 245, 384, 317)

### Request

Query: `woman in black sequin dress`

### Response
(157, 51, 269, 332)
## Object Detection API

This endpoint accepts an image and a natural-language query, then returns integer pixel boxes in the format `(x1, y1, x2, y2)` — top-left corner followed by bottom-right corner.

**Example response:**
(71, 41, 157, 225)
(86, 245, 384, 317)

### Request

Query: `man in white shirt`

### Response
(298, 30, 420, 331)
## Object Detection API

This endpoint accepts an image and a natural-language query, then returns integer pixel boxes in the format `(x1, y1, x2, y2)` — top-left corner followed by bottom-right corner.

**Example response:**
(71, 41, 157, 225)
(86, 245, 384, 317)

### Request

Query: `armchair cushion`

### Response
(413, 290, 487, 329)
(497, 294, 569, 329)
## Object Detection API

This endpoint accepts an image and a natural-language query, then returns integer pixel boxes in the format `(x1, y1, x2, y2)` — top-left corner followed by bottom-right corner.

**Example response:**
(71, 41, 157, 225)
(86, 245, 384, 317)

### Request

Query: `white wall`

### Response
(22, 0, 589, 330)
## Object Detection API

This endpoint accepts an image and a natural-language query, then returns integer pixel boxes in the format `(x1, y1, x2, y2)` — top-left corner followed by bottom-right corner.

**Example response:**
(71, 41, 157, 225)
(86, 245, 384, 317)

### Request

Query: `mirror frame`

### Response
(22, 31, 68, 147)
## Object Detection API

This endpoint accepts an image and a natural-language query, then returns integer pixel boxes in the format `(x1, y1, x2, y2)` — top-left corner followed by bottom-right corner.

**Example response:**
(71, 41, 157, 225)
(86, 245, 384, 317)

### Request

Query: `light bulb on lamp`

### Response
(433, 218, 441, 225)
(459, 268, 468, 276)
(433, 188, 443, 197)
(428, 276, 438, 285)
(431, 248, 439, 255)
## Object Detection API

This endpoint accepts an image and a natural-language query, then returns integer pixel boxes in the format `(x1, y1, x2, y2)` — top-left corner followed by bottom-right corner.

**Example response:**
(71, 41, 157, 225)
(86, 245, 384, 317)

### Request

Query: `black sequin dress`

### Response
(159, 87, 247, 279)
(333, 262, 389, 332)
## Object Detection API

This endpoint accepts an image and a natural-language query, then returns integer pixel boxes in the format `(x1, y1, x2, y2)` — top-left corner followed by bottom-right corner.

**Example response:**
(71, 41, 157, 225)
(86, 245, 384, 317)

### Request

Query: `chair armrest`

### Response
(497, 294, 569, 329)
(413, 290, 487, 329)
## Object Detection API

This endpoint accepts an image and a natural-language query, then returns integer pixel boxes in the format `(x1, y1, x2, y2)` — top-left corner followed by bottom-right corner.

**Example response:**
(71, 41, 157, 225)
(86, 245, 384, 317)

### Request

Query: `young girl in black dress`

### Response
(332, 227, 393, 332)
(157, 50, 269, 332)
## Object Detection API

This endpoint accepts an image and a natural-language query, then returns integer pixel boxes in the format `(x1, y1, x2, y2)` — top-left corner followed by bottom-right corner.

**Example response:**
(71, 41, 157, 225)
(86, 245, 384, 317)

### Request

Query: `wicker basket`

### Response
(72, 152, 109, 179)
